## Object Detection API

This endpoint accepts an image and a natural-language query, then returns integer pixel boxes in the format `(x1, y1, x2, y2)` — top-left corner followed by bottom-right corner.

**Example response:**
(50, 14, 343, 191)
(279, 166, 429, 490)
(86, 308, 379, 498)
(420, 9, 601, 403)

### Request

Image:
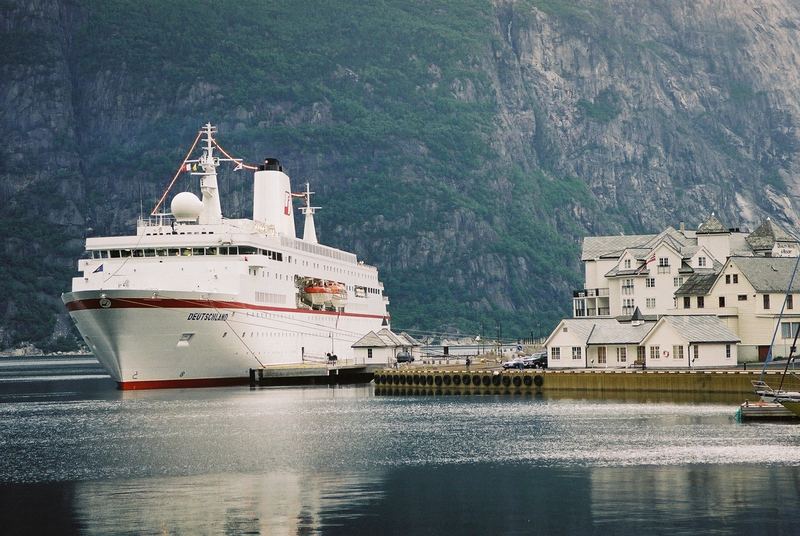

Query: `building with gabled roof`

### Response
(352, 328, 422, 364)
(574, 214, 797, 320)
(639, 315, 739, 369)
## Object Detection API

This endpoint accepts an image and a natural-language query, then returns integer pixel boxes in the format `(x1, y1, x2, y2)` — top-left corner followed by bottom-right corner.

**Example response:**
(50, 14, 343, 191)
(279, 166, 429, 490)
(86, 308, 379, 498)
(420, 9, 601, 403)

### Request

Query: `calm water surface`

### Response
(1, 359, 800, 534)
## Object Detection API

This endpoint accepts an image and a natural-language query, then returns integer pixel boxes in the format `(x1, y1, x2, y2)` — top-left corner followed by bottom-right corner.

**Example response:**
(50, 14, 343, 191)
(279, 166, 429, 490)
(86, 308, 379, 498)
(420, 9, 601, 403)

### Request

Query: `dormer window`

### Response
(698, 256, 706, 267)
(624, 259, 631, 269)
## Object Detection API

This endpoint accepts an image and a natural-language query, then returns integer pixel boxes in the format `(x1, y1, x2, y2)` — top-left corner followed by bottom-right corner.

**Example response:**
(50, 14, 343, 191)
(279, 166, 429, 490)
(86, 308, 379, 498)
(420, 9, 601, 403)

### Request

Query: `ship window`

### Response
(120, 250, 131, 258)
(181, 248, 192, 256)
(239, 246, 257, 255)
(168, 248, 180, 256)
(228, 246, 238, 255)
(110, 250, 121, 258)
(132, 250, 143, 257)
(193, 248, 205, 256)
(206, 247, 218, 255)
(156, 249, 168, 256)
(144, 249, 156, 257)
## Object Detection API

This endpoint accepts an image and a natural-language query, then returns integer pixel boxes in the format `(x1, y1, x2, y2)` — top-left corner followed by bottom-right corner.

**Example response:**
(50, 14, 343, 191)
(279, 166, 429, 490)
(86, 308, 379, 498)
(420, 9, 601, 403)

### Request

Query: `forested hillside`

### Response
(2, 0, 800, 350)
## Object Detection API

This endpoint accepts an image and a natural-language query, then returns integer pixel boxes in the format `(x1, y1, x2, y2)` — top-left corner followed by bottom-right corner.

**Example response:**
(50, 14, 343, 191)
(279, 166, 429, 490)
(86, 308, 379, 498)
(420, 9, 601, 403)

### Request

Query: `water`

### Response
(1, 358, 800, 534)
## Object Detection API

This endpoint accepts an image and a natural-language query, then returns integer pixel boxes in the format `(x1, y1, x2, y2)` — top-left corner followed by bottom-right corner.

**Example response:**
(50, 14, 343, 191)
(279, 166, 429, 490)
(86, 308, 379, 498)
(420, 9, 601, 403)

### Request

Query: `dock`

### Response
(736, 400, 799, 421)
(371, 367, 800, 395)
(249, 362, 384, 387)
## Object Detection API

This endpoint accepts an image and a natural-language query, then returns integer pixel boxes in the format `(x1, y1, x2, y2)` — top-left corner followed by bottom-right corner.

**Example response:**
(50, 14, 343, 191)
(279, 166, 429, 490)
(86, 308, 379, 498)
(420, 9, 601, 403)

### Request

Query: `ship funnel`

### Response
(253, 158, 296, 237)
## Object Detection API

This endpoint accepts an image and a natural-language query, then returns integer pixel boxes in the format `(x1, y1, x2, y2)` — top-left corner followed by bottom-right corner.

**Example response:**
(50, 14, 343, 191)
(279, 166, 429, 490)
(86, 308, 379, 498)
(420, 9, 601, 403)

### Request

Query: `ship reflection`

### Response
(73, 470, 385, 535)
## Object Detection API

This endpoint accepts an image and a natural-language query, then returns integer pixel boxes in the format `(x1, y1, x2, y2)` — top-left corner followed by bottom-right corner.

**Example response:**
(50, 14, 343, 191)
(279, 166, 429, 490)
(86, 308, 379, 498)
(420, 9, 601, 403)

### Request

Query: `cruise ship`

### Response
(62, 124, 390, 389)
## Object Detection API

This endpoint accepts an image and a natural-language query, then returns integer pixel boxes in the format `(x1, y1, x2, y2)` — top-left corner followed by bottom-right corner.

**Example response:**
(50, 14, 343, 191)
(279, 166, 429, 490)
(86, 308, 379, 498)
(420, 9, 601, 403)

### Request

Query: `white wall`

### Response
(642, 322, 737, 368)
(546, 324, 587, 369)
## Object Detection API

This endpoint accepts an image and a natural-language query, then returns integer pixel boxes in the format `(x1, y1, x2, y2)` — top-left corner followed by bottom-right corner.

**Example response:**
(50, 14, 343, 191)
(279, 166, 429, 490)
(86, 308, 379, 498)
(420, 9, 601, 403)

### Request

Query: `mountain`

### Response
(3, 0, 800, 350)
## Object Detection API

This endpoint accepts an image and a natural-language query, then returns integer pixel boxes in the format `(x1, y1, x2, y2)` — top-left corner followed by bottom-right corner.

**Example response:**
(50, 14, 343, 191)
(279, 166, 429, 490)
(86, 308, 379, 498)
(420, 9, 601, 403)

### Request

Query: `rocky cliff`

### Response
(2, 0, 800, 349)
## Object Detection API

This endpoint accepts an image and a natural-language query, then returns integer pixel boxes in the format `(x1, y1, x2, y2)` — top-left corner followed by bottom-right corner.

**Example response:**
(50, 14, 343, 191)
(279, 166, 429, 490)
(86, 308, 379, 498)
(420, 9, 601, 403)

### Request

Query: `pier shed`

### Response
(352, 329, 422, 365)
(639, 315, 739, 368)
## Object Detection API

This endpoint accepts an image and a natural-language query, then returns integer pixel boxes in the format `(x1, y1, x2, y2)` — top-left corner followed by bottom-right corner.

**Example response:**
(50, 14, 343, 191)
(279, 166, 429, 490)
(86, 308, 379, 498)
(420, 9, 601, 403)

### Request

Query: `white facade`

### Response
(639, 317, 738, 369)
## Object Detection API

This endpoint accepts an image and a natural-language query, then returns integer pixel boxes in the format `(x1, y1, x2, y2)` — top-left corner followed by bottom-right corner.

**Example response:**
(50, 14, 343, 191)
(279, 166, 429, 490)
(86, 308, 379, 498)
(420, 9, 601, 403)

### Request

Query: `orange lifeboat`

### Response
(303, 283, 331, 306)
(326, 282, 347, 307)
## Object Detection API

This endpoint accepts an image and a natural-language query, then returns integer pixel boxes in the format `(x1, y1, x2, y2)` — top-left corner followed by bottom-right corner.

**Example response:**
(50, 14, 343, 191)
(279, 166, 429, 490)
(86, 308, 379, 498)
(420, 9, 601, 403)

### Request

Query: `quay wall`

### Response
(372, 368, 800, 394)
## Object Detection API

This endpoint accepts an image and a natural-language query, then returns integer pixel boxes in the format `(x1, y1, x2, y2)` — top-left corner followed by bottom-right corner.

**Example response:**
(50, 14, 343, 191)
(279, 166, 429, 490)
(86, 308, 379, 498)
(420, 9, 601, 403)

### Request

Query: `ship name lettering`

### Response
(187, 312, 229, 321)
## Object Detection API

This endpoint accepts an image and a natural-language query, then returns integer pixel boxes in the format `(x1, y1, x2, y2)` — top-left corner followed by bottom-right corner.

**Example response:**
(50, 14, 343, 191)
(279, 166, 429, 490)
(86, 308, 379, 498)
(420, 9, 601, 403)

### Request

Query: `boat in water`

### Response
(62, 124, 390, 389)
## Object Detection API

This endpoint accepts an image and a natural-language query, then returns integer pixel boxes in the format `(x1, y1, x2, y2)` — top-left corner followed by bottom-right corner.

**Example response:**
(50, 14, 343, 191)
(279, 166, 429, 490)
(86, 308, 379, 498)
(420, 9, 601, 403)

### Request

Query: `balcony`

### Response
(573, 287, 610, 298)
(573, 306, 611, 318)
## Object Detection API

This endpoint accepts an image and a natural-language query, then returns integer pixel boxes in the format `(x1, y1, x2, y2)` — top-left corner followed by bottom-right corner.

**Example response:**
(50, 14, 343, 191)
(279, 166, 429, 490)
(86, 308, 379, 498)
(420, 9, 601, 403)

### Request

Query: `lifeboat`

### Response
(327, 282, 347, 308)
(303, 283, 331, 306)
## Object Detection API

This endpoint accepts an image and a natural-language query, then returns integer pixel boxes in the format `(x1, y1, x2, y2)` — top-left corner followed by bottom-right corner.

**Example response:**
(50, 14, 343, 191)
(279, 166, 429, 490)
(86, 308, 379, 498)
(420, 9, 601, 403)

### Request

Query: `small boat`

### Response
(303, 283, 332, 306)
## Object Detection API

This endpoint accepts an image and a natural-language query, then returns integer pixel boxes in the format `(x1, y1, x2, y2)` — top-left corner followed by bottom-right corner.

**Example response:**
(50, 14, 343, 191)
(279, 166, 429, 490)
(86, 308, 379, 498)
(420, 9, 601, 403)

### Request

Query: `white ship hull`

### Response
(63, 289, 386, 389)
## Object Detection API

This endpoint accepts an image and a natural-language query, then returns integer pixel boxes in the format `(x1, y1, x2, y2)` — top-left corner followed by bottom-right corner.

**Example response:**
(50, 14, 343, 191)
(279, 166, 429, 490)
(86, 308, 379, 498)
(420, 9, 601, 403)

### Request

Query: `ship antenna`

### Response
(299, 182, 321, 244)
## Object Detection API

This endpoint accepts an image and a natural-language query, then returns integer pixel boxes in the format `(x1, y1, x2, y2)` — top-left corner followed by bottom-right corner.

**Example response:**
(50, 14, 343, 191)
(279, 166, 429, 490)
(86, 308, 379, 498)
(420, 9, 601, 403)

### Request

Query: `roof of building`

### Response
(696, 214, 729, 235)
(352, 329, 421, 348)
(745, 219, 797, 251)
(547, 318, 655, 346)
(581, 234, 655, 261)
(652, 315, 740, 343)
(730, 256, 800, 293)
(676, 273, 719, 296)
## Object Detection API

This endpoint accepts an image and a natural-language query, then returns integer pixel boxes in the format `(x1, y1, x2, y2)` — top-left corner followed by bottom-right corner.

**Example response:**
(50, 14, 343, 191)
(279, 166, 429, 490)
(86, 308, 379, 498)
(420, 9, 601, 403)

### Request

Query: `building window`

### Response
(617, 347, 627, 363)
(646, 278, 655, 288)
(367, 348, 373, 359)
(551, 347, 561, 360)
(673, 276, 684, 287)
(622, 278, 634, 295)
(725, 274, 731, 284)
(733, 274, 738, 283)
(637, 346, 645, 363)
(726, 344, 731, 359)
(683, 296, 691, 309)
(598, 346, 607, 364)
(650, 345, 660, 360)
(738, 295, 747, 301)
(657, 257, 670, 274)
(763, 294, 770, 310)
(788, 295, 794, 310)
(781, 322, 800, 340)
(624, 259, 631, 269)
(572, 347, 582, 360)
(697, 296, 704, 309)
(698, 256, 706, 267)
(646, 298, 656, 309)
(622, 298, 635, 316)
(673, 345, 684, 360)
(692, 344, 699, 361)
(719, 296, 726, 307)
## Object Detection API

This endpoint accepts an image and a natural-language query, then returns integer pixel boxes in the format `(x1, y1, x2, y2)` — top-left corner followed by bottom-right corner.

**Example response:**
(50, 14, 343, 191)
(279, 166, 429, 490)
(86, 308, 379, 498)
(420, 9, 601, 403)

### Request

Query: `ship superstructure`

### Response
(62, 124, 390, 389)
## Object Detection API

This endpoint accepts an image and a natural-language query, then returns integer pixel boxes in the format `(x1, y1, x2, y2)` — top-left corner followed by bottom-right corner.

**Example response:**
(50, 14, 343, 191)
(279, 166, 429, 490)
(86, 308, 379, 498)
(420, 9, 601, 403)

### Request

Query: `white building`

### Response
(574, 215, 797, 319)
(544, 310, 739, 369)
(352, 329, 421, 364)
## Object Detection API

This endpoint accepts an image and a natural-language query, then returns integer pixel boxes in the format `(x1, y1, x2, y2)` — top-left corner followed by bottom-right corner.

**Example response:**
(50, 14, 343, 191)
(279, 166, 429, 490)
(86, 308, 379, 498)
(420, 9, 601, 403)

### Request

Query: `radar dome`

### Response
(171, 192, 203, 222)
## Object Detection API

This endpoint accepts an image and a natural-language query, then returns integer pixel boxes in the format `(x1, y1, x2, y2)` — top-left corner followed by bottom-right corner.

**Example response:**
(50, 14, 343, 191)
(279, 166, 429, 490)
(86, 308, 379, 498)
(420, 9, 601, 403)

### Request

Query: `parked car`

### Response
(396, 352, 414, 364)
(502, 357, 525, 370)
(524, 351, 548, 369)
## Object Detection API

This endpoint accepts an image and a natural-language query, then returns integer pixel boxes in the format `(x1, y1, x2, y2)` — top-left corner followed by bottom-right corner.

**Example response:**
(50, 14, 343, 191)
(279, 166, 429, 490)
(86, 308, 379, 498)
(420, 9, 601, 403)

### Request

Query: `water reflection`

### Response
(74, 470, 385, 535)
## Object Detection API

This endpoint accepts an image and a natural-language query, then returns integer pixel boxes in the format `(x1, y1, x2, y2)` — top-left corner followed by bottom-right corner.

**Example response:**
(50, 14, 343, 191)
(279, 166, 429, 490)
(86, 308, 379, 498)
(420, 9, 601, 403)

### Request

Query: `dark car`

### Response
(525, 351, 547, 369)
(396, 352, 414, 364)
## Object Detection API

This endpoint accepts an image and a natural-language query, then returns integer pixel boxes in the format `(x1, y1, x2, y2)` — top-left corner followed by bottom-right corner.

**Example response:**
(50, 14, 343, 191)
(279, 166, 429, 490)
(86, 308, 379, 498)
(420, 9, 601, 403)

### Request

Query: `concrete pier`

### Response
(372, 368, 800, 395)
(249, 363, 384, 387)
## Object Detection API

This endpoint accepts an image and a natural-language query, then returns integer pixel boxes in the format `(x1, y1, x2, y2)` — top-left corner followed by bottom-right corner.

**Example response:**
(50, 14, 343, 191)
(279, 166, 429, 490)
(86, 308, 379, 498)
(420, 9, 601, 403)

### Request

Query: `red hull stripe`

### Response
(65, 297, 386, 319)
(118, 377, 249, 390)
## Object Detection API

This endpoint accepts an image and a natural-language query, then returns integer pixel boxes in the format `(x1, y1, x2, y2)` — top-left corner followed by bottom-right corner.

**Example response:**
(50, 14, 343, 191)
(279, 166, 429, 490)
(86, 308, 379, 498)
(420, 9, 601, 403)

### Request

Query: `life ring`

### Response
(513, 376, 522, 387)
(534, 375, 544, 387)
(662, 350, 670, 358)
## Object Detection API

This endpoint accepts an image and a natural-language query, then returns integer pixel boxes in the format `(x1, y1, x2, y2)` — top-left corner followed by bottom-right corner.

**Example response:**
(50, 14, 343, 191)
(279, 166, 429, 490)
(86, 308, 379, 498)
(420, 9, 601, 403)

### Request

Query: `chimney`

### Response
(680, 221, 685, 233)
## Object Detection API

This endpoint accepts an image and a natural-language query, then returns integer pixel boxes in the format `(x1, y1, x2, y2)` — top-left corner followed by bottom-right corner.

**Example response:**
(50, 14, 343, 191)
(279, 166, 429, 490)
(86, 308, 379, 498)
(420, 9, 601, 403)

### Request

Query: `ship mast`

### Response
(300, 183, 320, 243)
(194, 123, 222, 224)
